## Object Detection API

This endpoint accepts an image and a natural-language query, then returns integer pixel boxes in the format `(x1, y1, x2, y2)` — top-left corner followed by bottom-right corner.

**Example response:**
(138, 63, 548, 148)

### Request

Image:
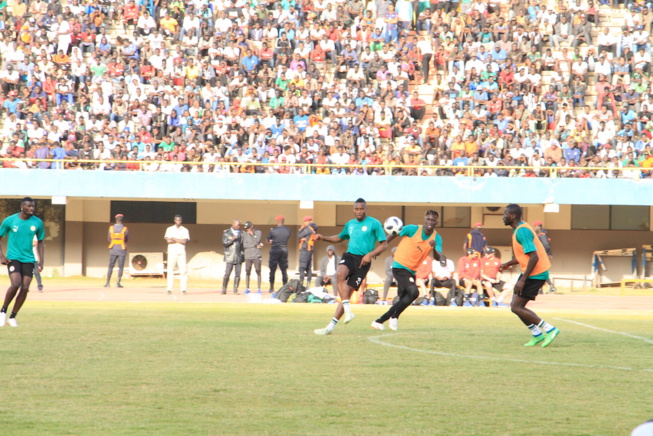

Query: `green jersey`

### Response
(338, 216, 386, 256)
(0, 213, 45, 263)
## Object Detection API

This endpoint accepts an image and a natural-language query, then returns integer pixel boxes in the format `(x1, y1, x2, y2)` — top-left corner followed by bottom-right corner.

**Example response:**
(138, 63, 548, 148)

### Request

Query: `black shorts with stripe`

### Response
(339, 252, 372, 291)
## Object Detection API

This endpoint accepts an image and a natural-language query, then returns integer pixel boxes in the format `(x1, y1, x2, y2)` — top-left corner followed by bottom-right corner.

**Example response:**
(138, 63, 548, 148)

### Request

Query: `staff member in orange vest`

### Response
(106, 213, 129, 288)
(371, 210, 442, 332)
(499, 204, 560, 347)
(297, 216, 318, 288)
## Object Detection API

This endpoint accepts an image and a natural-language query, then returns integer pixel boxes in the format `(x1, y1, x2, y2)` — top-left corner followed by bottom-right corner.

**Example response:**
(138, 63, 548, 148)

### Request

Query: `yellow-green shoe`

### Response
(541, 327, 561, 347)
(524, 335, 545, 347)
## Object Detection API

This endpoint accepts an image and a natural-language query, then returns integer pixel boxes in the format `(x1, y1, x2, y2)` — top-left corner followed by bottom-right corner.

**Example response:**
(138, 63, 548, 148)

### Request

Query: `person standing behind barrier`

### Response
(463, 222, 487, 256)
(266, 215, 291, 292)
(316, 245, 340, 295)
(105, 213, 128, 288)
(221, 219, 244, 295)
(164, 215, 189, 295)
(297, 216, 318, 289)
(242, 221, 263, 295)
(32, 235, 44, 292)
(533, 220, 557, 294)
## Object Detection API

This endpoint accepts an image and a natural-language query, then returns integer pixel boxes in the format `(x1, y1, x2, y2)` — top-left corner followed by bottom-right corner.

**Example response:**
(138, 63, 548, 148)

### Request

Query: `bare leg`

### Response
(11, 275, 33, 316)
(510, 294, 541, 326)
(1, 272, 22, 311)
(332, 264, 353, 321)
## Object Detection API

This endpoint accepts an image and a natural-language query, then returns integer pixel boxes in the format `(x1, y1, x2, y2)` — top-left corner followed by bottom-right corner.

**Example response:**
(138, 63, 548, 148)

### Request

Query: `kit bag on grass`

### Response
(363, 289, 379, 304)
(276, 278, 306, 303)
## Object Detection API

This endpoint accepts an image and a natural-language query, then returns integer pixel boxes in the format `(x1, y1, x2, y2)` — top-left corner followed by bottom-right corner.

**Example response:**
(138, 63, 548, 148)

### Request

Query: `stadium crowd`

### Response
(0, 0, 653, 178)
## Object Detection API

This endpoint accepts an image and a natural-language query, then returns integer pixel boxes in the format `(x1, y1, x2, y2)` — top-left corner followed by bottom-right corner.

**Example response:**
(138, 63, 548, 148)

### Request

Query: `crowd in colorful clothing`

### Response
(0, 0, 652, 177)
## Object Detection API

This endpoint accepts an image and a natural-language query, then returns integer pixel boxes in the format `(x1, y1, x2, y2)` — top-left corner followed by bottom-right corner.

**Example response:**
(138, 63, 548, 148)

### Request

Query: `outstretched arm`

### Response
(315, 234, 345, 244)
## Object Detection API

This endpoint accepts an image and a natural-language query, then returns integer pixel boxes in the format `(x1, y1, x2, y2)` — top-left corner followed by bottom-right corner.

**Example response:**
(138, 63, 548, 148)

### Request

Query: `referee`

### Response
(266, 215, 291, 293)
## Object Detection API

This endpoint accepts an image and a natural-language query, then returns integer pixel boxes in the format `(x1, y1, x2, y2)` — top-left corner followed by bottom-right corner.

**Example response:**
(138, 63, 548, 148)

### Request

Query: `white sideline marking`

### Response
(99, 292, 106, 301)
(555, 318, 653, 345)
(367, 332, 653, 373)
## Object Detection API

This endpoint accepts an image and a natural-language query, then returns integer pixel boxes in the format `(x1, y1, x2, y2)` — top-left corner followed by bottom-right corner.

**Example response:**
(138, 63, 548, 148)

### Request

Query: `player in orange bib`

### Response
(499, 204, 560, 347)
(371, 210, 442, 331)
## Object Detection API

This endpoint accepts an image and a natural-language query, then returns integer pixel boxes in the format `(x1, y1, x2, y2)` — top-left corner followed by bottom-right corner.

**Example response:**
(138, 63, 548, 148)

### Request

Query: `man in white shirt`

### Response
(430, 255, 460, 306)
(164, 215, 190, 295)
(179, 12, 200, 41)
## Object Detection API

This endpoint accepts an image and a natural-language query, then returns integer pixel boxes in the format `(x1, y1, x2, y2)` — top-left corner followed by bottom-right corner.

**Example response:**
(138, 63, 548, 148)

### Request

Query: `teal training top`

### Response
(514, 225, 549, 280)
(392, 224, 443, 273)
(338, 215, 386, 256)
(0, 213, 45, 263)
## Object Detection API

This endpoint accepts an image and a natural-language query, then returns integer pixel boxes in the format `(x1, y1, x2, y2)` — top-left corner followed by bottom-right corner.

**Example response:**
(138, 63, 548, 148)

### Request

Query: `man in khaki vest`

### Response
(106, 214, 128, 288)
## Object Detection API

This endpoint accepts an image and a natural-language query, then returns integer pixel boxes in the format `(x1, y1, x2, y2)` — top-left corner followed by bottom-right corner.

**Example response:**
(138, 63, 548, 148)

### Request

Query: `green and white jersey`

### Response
(338, 216, 386, 256)
(0, 213, 45, 263)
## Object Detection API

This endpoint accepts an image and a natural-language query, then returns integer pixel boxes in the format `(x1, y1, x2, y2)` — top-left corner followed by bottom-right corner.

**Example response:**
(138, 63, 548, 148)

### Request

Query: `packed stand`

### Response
(0, 0, 651, 178)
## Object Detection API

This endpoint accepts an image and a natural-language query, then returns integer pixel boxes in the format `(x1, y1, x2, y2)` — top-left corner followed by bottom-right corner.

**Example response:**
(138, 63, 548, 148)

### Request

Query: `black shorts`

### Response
(339, 252, 372, 291)
(392, 267, 418, 292)
(518, 275, 546, 300)
(7, 260, 35, 278)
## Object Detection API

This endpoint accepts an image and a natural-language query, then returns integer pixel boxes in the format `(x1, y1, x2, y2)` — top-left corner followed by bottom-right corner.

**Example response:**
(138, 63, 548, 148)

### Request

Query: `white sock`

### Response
(327, 318, 338, 331)
(538, 320, 555, 333)
(527, 324, 543, 336)
(342, 300, 351, 315)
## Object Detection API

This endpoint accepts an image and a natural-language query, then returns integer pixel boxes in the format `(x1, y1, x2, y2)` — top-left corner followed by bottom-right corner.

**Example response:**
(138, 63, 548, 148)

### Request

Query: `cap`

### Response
(467, 248, 476, 255)
(275, 215, 284, 221)
(533, 220, 543, 226)
(115, 214, 124, 219)
(303, 216, 312, 222)
(483, 246, 494, 254)
(243, 221, 253, 229)
(473, 222, 482, 228)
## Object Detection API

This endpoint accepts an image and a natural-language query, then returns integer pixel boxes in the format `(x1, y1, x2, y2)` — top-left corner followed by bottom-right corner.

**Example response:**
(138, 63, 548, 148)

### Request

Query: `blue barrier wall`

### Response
(3, 170, 653, 205)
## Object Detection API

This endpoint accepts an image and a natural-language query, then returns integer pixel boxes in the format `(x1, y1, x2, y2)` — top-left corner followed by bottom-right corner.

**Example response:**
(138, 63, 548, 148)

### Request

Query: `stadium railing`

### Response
(0, 157, 647, 177)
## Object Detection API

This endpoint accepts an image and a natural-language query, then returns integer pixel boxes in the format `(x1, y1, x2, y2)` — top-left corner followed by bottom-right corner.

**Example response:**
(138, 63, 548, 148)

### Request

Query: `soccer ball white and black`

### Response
(384, 216, 403, 235)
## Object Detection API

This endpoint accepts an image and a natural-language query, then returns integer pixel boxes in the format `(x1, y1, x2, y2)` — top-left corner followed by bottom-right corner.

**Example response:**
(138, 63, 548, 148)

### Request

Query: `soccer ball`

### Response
(384, 216, 403, 235)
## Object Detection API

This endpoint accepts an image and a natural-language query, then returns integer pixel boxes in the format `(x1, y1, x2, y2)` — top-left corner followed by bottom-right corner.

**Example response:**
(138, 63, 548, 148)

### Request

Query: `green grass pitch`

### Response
(1, 302, 651, 435)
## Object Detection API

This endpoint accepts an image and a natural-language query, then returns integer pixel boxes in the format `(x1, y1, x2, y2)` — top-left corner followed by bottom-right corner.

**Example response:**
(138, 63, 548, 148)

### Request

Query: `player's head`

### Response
(484, 246, 495, 257)
(20, 197, 35, 216)
(353, 198, 367, 221)
(174, 214, 183, 226)
(503, 203, 522, 226)
(424, 209, 439, 231)
(115, 213, 124, 223)
(533, 220, 543, 230)
(244, 221, 253, 230)
(466, 247, 476, 257)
